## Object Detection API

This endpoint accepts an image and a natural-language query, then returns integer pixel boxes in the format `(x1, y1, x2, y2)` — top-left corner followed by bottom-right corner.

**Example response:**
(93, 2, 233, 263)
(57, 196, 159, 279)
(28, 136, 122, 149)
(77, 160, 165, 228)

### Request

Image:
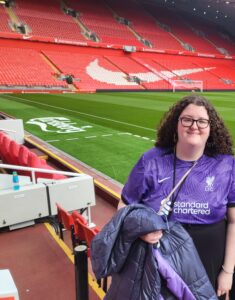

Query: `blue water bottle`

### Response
(12, 171, 20, 191)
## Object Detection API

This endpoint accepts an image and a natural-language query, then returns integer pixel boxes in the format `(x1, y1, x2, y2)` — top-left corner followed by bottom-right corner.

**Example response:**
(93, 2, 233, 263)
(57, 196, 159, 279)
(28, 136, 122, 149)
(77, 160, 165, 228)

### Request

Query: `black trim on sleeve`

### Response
(228, 203, 235, 207)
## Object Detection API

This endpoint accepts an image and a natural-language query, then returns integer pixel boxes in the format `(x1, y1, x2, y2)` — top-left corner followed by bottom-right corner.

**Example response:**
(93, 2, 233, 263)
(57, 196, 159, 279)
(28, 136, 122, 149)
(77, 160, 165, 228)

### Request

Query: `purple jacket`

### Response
(91, 204, 218, 300)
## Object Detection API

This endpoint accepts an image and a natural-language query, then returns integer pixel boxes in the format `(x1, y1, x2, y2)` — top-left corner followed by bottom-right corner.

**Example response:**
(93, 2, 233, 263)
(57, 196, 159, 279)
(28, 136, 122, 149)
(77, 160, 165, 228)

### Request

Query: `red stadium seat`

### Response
(71, 211, 88, 244)
(28, 151, 42, 167)
(9, 140, 20, 165)
(0, 132, 7, 160)
(27, 152, 66, 180)
(73, 214, 99, 256)
(82, 225, 99, 249)
(1, 135, 11, 163)
(18, 145, 30, 166)
(72, 216, 107, 291)
(17, 145, 32, 176)
(56, 203, 76, 249)
(0, 131, 6, 144)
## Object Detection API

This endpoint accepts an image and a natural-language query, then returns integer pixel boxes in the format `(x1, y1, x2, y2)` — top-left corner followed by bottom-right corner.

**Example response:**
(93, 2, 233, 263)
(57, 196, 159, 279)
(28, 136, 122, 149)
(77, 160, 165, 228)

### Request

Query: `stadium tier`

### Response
(0, 45, 234, 92)
(14, 0, 87, 42)
(143, 4, 219, 54)
(143, 54, 235, 90)
(181, 15, 235, 56)
(0, 0, 234, 92)
(66, 0, 143, 46)
(0, 47, 68, 90)
(104, 0, 183, 50)
(43, 51, 143, 91)
(0, 0, 234, 51)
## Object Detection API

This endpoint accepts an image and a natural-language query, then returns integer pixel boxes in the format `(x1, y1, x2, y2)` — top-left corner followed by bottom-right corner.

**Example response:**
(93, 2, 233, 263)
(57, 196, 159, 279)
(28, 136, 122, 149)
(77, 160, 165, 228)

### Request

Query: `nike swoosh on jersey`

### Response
(158, 177, 171, 183)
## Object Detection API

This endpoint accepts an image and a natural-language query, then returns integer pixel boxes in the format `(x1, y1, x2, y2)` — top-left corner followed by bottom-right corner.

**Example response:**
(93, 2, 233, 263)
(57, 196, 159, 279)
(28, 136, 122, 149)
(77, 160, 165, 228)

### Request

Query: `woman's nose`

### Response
(190, 120, 199, 129)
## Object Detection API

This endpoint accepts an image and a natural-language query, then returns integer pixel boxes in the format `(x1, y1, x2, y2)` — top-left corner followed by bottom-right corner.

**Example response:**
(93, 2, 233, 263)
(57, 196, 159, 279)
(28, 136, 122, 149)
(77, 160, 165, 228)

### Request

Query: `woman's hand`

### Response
(140, 230, 163, 244)
(217, 270, 233, 299)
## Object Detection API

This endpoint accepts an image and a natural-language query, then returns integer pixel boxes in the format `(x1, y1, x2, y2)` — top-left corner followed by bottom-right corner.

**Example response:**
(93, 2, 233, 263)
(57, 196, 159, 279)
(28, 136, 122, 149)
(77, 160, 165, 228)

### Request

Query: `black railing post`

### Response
(74, 245, 88, 300)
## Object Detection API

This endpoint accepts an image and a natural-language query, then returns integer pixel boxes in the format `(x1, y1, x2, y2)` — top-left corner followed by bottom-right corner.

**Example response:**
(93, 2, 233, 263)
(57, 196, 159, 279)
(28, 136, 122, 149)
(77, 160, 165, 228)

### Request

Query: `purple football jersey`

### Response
(122, 147, 235, 224)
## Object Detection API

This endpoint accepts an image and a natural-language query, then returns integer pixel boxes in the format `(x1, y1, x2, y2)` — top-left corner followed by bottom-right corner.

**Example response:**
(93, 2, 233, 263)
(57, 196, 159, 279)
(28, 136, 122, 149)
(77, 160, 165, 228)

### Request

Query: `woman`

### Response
(119, 95, 235, 299)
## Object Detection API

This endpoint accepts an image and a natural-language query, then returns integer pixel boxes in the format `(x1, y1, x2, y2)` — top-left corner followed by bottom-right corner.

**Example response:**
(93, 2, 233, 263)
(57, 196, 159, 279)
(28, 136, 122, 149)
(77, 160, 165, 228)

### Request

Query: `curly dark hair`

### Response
(155, 94, 233, 156)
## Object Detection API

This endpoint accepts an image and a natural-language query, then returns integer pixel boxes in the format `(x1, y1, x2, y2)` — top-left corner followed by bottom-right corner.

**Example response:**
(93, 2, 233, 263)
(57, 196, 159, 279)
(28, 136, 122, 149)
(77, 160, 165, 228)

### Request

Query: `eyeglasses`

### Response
(179, 117, 210, 129)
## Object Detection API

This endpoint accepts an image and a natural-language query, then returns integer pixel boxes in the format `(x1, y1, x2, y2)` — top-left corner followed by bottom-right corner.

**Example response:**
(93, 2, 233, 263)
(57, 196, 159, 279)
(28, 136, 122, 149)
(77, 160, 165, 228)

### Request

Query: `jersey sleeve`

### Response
(121, 154, 149, 205)
(228, 158, 235, 207)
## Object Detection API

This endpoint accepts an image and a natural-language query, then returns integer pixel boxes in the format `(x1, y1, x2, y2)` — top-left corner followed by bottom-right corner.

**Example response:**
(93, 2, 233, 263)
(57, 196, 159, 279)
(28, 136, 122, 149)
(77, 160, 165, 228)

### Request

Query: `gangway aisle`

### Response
(0, 223, 77, 299)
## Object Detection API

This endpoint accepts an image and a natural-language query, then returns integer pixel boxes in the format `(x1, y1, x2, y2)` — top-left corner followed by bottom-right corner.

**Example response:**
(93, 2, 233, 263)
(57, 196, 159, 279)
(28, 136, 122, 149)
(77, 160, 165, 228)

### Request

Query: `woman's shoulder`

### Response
(213, 153, 235, 163)
(142, 146, 172, 160)
(204, 153, 235, 169)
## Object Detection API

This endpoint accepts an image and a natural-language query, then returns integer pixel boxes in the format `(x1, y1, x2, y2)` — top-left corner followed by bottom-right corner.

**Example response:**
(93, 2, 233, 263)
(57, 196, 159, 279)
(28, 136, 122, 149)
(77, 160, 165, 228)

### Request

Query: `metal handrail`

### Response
(0, 163, 81, 184)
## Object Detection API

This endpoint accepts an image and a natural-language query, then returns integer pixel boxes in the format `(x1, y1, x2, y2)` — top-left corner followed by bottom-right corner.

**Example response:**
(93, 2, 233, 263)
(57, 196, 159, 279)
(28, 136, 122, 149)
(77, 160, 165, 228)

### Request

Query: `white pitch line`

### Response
(5, 95, 155, 132)
(117, 132, 132, 135)
(45, 139, 60, 142)
(46, 132, 155, 144)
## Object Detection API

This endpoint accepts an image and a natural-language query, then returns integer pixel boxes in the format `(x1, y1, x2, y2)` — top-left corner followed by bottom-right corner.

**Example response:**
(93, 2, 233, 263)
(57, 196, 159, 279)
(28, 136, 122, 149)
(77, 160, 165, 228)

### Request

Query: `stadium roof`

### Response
(143, 0, 235, 37)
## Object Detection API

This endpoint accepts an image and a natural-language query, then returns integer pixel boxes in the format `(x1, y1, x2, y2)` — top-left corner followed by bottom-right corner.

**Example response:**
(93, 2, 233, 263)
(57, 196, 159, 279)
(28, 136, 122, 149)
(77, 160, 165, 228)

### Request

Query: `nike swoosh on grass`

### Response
(158, 177, 171, 183)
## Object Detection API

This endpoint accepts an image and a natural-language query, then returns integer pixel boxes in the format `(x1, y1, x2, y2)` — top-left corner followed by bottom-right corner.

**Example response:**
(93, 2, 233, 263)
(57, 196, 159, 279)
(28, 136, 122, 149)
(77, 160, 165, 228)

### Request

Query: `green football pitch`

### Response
(0, 92, 235, 184)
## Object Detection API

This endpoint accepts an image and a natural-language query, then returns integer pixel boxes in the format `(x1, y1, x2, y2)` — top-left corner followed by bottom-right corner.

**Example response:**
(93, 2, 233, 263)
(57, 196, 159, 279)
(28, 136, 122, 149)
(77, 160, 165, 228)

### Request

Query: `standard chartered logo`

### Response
(174, 201, 210, 215)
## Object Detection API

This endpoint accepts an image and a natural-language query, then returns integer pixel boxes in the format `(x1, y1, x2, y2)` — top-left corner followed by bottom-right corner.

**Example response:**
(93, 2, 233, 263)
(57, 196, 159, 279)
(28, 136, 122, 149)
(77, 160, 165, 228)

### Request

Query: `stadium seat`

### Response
(16, 145, 31, 176)
(0, 131, 6, 144)
(56, 203, 77, 249)
(0, 132, 7, 160)
(82, 225, 107, 292)
(71, 211, 88, 245)
(73, 214, 99, 254)
(1, 135, 11, 163)
(82, 225, 99, 249)
(18, 145, 30, 166)
(72, 213, 107, 291)
(27, 152, 66, 180)
(9, 140, 21, 166)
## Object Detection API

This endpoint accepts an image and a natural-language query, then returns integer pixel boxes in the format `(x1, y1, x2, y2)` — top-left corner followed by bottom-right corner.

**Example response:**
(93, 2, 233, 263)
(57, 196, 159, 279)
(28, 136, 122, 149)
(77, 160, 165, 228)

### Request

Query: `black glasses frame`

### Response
(179, 117, 210, 129)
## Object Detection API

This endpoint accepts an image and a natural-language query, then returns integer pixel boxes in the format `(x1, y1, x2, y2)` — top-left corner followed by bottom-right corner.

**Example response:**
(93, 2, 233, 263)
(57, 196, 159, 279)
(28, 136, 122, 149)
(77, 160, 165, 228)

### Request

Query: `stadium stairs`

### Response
(12, 0, 87, 42)
(4, 5, 22, 32)
(65, 0, 144, 47)
(105, 0, 183, 50)
(142, 3, 233, 56)
(0, 6, 10, 33)
(180, 14, 235, 56)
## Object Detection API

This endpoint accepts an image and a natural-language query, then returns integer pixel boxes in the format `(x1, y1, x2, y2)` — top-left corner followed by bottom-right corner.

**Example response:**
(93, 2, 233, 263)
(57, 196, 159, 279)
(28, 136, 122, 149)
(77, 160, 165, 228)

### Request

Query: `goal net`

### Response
(172, 80, 203, 92)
